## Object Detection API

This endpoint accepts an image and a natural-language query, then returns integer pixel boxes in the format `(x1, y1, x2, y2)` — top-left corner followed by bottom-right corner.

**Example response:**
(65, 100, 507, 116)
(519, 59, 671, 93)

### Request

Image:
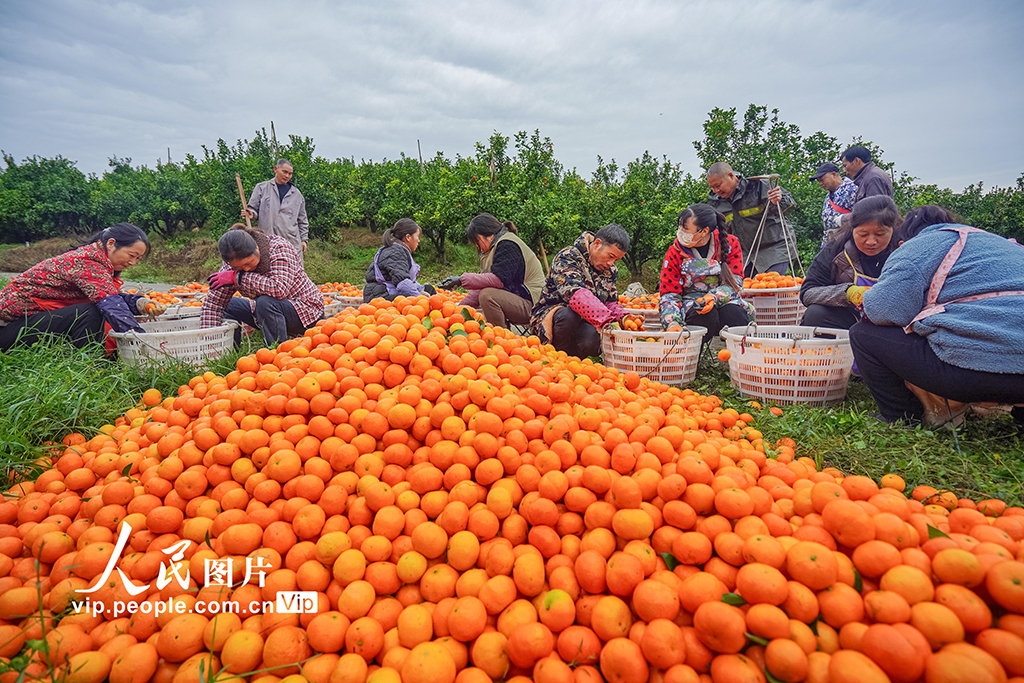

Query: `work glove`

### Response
(439, 275, 462, 289)
(846, 285, 869, 307)
(605, 321, 622, 331)
(208, 270, 240, 289)
(136, 298, 168, 317)
(696, 294, 715, 315)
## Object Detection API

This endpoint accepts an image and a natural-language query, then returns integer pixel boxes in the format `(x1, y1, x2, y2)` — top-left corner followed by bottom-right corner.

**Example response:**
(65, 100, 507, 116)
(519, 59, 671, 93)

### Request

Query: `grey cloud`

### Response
(1, 0, 1021, 189)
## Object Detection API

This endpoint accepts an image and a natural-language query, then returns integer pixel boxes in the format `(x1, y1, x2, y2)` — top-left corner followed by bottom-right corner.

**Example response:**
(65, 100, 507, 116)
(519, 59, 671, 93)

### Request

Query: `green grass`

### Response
(688, 350, 1024, 505)
(0, 333, 263, 486)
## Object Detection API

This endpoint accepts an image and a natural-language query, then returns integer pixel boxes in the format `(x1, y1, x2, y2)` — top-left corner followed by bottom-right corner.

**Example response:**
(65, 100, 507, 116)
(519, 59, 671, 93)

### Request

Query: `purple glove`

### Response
(208, 270, 240, 289)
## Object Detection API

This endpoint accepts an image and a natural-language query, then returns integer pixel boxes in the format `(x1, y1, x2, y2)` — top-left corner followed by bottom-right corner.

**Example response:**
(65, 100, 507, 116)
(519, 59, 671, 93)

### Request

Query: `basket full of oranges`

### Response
(602, 324, 707, 387)
(740, 272, 806, 325)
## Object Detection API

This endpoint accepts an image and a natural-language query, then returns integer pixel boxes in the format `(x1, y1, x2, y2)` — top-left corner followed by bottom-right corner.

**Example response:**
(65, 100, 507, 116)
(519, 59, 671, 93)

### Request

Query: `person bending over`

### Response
(0, 223, 160, 351)
(850, 205, 1024, 426)
(201, 225, 323, 346)
(440, 214, 545, 328)
(530, 224, 630, 358)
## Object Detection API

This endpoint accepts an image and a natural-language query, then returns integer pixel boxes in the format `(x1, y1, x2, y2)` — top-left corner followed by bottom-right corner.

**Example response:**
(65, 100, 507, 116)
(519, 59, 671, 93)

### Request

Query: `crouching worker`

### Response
(0, 223, 161, 351)
(530, 224, 630, 358)
(201, 225, 324, 346)
(850, 206, 1024, 427)
(363, 218, 434, 302)
(440, 214, 545, 328)
(659, 204, 752, 344)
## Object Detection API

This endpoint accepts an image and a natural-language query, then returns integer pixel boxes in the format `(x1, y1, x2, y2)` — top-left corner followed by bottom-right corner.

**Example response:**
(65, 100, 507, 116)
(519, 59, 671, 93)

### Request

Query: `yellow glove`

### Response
(846, 285, 869, 307)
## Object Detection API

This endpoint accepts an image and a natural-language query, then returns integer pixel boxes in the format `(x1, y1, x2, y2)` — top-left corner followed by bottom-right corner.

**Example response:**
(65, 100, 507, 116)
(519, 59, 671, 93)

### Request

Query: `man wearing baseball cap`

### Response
(811, 162, 857, 247)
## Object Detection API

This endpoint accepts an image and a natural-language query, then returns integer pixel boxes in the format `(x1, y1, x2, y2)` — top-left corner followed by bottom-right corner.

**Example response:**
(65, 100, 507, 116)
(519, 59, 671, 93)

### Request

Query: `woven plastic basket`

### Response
(166, 290, 206, 304)
(111, 320, 238, 367)
(131, 315, 202, 332)
(142, 305, 202, 321)
(623, 307, 661, 331)
(322, 298, 363, 318)
(720, 324, 854, 406)
(739, 286, 806, 325)
(601, 327, 706, 387)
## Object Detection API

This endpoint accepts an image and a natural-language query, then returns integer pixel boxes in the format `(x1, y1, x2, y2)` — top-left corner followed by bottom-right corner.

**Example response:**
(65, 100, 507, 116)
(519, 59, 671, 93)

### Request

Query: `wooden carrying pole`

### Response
(236, 174, 253, 229)
(539, 239, 550, 275)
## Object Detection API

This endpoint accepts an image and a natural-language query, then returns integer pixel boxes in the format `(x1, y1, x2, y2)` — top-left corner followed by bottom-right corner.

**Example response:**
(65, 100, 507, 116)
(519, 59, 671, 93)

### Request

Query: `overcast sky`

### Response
(1, 0, 1022, 191)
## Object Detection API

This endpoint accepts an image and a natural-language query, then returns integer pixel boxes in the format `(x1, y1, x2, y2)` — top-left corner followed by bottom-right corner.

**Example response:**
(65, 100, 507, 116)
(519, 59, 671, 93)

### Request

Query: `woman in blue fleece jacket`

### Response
(849, 205, 1024, 425)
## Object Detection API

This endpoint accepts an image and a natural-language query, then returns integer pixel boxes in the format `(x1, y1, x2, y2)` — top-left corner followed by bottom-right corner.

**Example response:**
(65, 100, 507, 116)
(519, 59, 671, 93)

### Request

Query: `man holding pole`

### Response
(706, 162, 797, 277)
(242, 159, 309, 260)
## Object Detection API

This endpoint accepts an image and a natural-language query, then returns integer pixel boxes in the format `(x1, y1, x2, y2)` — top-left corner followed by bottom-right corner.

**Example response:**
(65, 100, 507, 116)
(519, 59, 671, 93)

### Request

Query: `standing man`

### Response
(706, 162, 797, 277)
(243, 158, 309, 260)
(841, 145, 893, 202)
(811, 162, 857, 246)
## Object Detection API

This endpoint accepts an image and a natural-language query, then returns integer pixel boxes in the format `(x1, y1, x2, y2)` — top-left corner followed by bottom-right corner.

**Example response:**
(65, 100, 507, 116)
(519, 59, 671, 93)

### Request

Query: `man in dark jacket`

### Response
(841, 145, 893, 202)
(706, 162, 798, 277)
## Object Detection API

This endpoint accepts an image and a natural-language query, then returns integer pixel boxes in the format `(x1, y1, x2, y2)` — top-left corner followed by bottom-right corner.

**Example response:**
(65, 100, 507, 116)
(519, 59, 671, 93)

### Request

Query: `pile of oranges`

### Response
(741, 273, 804, 291)
(619, 295, 660, 310)
(621, 315, 646, 332)
(1, 295, 1023, 683)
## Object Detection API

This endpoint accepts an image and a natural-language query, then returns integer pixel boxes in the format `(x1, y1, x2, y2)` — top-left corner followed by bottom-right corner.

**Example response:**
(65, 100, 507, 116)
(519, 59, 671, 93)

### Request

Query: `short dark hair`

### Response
(841, 146, 871, 164)
(276, 158, 293, 168)
(706, 161, 734, 178)
(898, 205, 957, 242)
(383, 218, 420, 247)
(595, 224, 630, 252)
(466, 213, 517, 244)
(219, 224, 259, 261)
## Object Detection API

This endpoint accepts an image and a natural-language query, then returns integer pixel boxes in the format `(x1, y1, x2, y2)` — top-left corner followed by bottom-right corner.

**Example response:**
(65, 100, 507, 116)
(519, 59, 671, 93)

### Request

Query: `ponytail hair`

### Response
(219, 223, 260, 261)
(677, 203, 740, 291)
(383, 218, 420, 247)
(466, 213, 516, 247)
(80, 222, 150, 253)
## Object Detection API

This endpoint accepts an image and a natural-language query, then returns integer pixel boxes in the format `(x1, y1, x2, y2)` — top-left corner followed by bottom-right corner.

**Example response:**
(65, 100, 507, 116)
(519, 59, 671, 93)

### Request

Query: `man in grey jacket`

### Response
(243, 159, 309, 259)
(841, 145, 893, 202)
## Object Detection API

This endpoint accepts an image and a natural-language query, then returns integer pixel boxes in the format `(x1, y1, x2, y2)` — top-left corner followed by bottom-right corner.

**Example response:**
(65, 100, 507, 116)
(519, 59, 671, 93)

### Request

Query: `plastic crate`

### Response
(111, 320, 238, 367)
(130, 315, 202, 332)
(739, 286, 806, 325)
(623, 307, 661, 331)
(601, 327, 706, 387)
(138, 305, 202, 322)
(322, 298, 363, 318)
(166, 290, 206, 303)
(720, 324, 854, 406)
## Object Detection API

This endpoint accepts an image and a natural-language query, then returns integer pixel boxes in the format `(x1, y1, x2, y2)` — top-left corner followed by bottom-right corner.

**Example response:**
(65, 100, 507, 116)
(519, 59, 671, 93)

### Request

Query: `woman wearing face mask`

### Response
(363, 218, 434, 302)
(0, 223, 158, 351)
(799, 195, 902, 330)
(439, 214, 546, 328)
(659, 204, 753, 344)
(201, 224, 323, 346)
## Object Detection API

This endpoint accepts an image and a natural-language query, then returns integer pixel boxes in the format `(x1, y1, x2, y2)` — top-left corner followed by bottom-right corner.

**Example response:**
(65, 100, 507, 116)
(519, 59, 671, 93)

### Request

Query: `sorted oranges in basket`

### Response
(622, 314, 645, 331)
(618, 293, 660, 309)
(319, 282, 363, 297)
(741, 272, 804, 291)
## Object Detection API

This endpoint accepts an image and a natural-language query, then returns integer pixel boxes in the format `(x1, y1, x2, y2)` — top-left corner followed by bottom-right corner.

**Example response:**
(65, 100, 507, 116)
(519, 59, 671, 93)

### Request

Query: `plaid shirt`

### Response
(200, 235, 323, 328)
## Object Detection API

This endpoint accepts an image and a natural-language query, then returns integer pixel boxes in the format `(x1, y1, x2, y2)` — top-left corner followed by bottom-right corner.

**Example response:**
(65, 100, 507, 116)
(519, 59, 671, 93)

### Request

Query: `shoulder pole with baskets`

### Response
(744, 174, 806, 279)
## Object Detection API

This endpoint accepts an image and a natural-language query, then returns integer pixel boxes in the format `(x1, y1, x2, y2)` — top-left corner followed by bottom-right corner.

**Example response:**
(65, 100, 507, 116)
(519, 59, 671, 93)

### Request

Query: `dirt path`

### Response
(2, 272, 176, 292)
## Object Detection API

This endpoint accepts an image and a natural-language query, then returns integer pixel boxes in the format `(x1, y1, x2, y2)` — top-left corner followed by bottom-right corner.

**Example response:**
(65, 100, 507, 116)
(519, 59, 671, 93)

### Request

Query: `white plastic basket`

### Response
(322, 299, 363, 319)
(131, 316, 202, 332)
(623, 307, 661, 331)
(739, 286, 806, 325)
(720, 324, 854, 406)
(138, 305, 202, 322)
(111, 320, 238, 367)
(601, 327, 706, 387)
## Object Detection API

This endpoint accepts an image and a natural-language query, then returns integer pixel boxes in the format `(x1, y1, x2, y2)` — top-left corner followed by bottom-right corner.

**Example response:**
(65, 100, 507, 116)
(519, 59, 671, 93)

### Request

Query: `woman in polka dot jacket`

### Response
(659, 203, 753, 344)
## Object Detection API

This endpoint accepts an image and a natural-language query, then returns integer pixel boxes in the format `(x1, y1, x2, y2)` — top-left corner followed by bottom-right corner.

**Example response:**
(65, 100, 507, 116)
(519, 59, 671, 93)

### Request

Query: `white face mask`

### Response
(677, 227, 707, 247)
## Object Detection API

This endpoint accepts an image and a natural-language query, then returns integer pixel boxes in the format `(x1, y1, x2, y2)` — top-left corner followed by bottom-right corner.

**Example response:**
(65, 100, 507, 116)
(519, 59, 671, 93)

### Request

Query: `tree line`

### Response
(2, 105, 1021, 277)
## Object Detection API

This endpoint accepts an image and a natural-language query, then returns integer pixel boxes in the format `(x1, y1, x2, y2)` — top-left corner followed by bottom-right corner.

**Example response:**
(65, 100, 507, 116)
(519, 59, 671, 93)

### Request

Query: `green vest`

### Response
(479, 232, 546, 304)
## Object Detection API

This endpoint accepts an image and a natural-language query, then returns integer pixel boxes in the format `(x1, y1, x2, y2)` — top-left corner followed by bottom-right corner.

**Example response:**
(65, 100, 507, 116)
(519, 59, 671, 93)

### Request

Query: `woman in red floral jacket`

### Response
(0, 223, 156, 351)
(659, 204, 753, 344)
